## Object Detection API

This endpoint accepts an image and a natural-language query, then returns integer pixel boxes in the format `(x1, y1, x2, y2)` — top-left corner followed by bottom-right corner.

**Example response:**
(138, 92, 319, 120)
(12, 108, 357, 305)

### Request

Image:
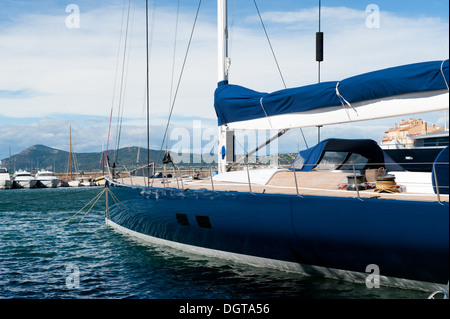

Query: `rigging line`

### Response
(113, 0, 132, 165)
(106, 0, 128, 174)
(71, 144, 80, 177)
(115, 1, 136, 165)
(146, 0, 157, 183)
(299, 128, 308, 149)
(253, 0, 311, 151)
(151, 0, 203, 187)
(114, 0, 133, 165)
(168, 0, 180, 114)
(165, 0, 180, 151)
(253, 0, 287, 89)
(233, 134, 248, 157)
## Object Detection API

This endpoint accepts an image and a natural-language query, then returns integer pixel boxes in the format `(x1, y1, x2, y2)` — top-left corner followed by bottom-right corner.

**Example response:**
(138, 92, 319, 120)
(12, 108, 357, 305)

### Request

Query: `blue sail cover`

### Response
(289, 138, 404, 172)
(214, 60, 449, 126)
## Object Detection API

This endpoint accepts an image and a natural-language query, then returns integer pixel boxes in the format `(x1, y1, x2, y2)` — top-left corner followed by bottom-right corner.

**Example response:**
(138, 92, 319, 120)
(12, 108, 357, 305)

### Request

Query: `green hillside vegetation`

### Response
(1, 144, 297, 174)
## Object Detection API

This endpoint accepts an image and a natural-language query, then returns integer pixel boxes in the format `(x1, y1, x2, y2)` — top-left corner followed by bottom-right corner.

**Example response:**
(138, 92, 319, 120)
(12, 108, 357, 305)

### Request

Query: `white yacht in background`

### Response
(0, 167, 13, 189)
(67, 179, 81, 187)
(35, 170, 60, 188)
(12, 170, 37, 189)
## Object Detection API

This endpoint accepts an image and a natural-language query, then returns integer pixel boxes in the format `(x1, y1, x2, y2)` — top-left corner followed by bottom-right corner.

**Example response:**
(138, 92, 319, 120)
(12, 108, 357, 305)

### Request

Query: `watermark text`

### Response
(65, 4, 80, 29)
(366, 4, 380, 29)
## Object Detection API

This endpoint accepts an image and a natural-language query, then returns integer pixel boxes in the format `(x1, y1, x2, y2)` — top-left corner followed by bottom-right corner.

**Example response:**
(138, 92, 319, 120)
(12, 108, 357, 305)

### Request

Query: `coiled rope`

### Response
(374, 179, 399, 193)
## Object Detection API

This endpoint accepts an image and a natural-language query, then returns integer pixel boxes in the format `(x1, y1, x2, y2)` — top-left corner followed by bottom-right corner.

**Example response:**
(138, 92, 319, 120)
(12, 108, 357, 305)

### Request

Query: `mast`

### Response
(217, 0, 228, 83)
(146, 0, 150, 184)
(69, 124, 72, 181)
(217, 0, 285, 173)
(217, 0, 232, 174)
(316, 0, 323, 83)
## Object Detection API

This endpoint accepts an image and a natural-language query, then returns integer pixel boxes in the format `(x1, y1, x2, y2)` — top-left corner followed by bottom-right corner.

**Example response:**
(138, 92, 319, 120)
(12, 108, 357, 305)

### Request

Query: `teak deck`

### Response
(112, 171, 449, 203)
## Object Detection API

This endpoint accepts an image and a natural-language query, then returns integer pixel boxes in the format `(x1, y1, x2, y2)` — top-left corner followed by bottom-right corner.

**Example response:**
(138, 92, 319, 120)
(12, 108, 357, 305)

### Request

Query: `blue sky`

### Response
(0, 0, 448, 164)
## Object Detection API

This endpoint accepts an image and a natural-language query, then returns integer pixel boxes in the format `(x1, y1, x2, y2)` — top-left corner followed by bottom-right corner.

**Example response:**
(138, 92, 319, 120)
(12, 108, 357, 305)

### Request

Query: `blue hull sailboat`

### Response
(106, 0, 449, 292)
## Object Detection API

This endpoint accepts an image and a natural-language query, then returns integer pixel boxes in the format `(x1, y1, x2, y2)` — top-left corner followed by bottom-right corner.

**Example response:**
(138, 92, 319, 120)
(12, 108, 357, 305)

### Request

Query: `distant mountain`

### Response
(1, 145, 69, 173)
(0, 144, 215, 174)
(1, 144, 297, 174)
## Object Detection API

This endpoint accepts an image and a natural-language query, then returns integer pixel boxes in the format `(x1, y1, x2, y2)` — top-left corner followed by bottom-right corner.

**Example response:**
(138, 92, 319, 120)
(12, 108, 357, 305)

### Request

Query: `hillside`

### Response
(1, 145, 217, 174)
(1, 144, 297, 174)
(1, 145, 162, 174)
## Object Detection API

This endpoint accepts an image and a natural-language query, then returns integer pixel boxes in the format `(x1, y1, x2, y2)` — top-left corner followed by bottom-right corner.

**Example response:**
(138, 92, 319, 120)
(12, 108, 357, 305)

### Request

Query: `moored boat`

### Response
(382, 130, 449, 172)
(35, 170, 60, 188)
(0, 167, 13, 190)
(95, 176, 106, 186)
(67, 180, 81, 187)
(104, 0, 449, 292)
(12, 170, 37, 189)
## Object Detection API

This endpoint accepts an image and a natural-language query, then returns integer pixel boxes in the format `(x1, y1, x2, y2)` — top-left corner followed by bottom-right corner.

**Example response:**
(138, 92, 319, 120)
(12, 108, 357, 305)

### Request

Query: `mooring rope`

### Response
(62, 188, 107, 225)
(61, 187, 130, 226)
(106, 188, 128, 211)
(77, 188, 108, 224)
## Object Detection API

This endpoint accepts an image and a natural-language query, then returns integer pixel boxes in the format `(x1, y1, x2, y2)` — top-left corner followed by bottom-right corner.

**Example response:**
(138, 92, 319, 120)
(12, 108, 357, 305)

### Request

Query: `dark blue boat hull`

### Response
(106, 181, 449, 288)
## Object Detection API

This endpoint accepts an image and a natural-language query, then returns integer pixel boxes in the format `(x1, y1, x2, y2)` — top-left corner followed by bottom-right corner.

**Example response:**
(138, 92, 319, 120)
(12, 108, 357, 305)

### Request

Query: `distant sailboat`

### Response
(62, 124, 80, 187)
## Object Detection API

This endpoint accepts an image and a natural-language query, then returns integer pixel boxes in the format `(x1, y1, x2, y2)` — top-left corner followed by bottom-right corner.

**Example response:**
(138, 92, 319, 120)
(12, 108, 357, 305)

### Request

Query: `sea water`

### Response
(0, 187, 429, 299)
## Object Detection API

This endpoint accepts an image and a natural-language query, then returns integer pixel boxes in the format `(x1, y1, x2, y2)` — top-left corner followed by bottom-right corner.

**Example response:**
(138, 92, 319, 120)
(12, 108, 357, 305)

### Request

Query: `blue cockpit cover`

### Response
(432, 146, 449, 195)
(214, 60, 449, 126)
(289, 138, 404, 172)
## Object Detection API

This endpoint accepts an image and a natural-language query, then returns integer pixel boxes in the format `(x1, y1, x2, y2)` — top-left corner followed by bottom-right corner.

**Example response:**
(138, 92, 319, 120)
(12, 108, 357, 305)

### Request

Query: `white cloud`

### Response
(0, 2, 448, 160)
(229, 6, 449, 88)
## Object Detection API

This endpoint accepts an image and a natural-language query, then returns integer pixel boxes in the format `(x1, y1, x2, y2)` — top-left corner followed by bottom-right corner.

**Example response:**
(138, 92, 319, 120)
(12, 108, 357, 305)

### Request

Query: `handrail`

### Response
(210, 167, 215, 191)
(432, 162, 441, 204)
(292, 169, 302, 197)
(111, 160, 449, 203)
(246, 164, 252, 193)
(352, 164, 362, 200)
